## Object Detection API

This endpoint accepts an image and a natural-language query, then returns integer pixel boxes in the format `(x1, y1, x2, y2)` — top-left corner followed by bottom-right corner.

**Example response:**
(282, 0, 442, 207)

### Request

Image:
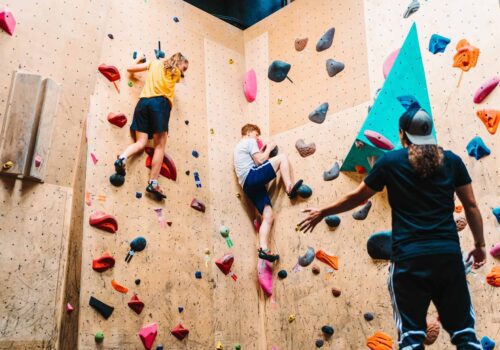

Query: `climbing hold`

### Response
(295, 139, 316, 157)
(109, 173, 125, 186)
(268, 60, 292, 83)
(490, 243, 500, 258)
(455, 205, 463, 213)
(178, 306, 184, 313)
(397, 95, 420, 110)
(367, 331, 393, 350)
(243, 69, 257, 103)
(325, 215, 341, 228)
(326, 59, 345, 77)
(156, 346, 164, 350)
(288, 314, 296, 323)
(331, 287, 341, 297)
(309, 102, 329, 124)
(455, 215, 467, 232)
(355, 165, 366, 174)
(135, 278, 141, 285)
(474, 76, 500, 104)
(364, 312, 374, 321)
(107, 112, 127, 128)
(66, 303, 74, 313)
(486, 266, 500, 287)
(185, 120, 189, 125)
(1, 160, 14, 170)
(95, 331, 104, 343)
(216, 254, 237, 281)
(298, 247, 315, 267)
(171, 323, 189, 340)
(353, 201, 372, 220)
(316, 27, 335, 52)
(155, 41, 165, 59)
(220, 226, 233, 247)
(125, 237, 147, 263)
(323, 162, 340, 181)
(127, 294, 145, 314)
(355, 140, 365, 149)
(0, 8, 16, 35)
(258, 259, 273, 297)
(217, 340, 224, 349)
(98, 64, 121, 93)
(383, 48, 400, 79)
(367, 231, 392, 260)
(192, 150, 199, 158)
(476, 109, 499, 135)
(89, 296, 114, 319)
(139, 323, 158, 350)
(278, 269, 287, 279)
(136, 192, 142, 199)
(453, 39, 480, 72)
(234, 344, 241, 350)
(269, 145, 279, 158)
(316, 250, 338, 270)
(145, 147, 177, 181)
(428, 34, 451, 54)
(194, 170, 202, 188)
(228, 58, 234, 64)
(364, 130, 394, 150)
(403, 0, 420, 18)
(190, 198, 206, 213)
(321, 325, 334, 336)
(481, 336, 496, 350)
(294, 37, 308, 51)
(173, 16, 179, 22)
(195, 271, 202, 279)
(34, 155, 42, 168)
(312, 265, 320, 275)
(297, 184, 312, 199)
(493, 207, 500, 224)
(128, 81, 133, 87)
(111, 279, 128, 294)
(315, 339, 324, 348)
(107, 33, 114, 39)
(424, 320, 440, 345)
(92, 252, 115, 272)
(89, 211, 118, 233)
(277, 98, 283, 105)
(466, 136, 490, 160)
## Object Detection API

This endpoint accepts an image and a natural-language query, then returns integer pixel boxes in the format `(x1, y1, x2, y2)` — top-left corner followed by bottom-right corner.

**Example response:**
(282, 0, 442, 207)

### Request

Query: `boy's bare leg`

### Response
(268, 153, 293, 193)
(259, 205, 274, 250)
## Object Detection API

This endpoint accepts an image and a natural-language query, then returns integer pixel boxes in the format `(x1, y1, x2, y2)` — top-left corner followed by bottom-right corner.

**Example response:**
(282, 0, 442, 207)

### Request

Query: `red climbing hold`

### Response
(473, 76, 499, 104)
(364, 130, 395, 150)
(128, 294, 145, 314)
(107, 113, 127, 128)
(89, 211, 118, 233)
(145, 147, 177, 181)
(98, 64, 121, 93)
(138, 323, 158, 350)
(190, 198, 206, 213)
(355, 165, 367, 174)
(171, 323, 189, 340)
(476, 109, 499, 135)
(216, 253, 237, 280)
(0, 9, 16, 36)
(92, 252, 115, 272)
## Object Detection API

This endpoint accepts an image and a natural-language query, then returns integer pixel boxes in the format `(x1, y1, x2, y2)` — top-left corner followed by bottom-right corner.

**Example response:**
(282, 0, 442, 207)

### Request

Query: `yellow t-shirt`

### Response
(140, 60, 181, 105)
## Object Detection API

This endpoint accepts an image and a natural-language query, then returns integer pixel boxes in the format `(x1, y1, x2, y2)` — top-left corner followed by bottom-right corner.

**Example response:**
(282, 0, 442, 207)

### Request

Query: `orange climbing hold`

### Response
(315, 250, 338, 270)
(486, 266, 500, 287)
(366, 331, 394, 350)
(111, 279, 129, 294)
(452, 39, 480, 72)
(476, 109, 499, 135)
(454, 205, 463, 213)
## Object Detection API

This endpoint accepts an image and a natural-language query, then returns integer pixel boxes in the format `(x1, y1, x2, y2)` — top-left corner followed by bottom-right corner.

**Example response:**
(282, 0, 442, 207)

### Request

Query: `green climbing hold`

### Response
(220, 225, 230, 238)
(234, 344, 241, 350)
(95, 331, 104, 343)
(297, 184, 312, 198)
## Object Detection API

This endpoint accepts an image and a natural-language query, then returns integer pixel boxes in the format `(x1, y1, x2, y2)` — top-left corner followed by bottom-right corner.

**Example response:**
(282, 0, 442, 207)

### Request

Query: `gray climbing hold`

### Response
(323, 162, 340, 181)
(316, 27, 335, 52)
(295, 37, 308, 51)
(297, 184, 313, 198)
(367, 231, 392, 260)
(325, 215, 341, 228)
(309, 102, 329, 124)
(326, 59, 345, 77)
(268, 60, 292, 83)
(353, 201, 372, 220)
(298, 247, 315, 267)
(364, 312, 374, 321)
(403, 0, 420, 18)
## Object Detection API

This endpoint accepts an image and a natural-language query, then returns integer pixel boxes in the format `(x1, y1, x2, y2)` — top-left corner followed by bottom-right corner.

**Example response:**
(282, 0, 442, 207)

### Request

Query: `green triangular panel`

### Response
(341, 23, 436, 173)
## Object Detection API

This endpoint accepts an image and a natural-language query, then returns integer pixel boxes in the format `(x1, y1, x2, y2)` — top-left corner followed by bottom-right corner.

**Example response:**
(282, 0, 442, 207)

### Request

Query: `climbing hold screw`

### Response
(278, 270, 287, 279)
(312, 265, 320, 275)
(173, 16, 179, 22)
(195, 271, 202, 279)
(95, 331, 104, 343)
(288, 314, 296, 322)
(364, 312, 374, 321)
(107, 33, 114, 39)
(135, 278, 141, 285)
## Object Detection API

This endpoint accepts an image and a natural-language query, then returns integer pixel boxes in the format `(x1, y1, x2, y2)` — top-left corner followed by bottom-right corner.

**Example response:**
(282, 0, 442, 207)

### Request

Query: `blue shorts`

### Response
(130, 96, 171, 139)
(243, 161, 277, 214)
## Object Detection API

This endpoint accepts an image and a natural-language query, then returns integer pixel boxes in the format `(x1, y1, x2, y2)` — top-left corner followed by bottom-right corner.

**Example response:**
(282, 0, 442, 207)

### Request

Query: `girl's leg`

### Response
(150, 132, 167, 182)
(119, 131, 149, 160)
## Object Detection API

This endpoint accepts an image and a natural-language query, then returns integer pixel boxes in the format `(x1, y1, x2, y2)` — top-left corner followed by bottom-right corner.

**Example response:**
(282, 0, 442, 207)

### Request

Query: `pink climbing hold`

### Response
(364, 130, 395, 150)
(473, 76, 499, 104)
(243, 69, 257, 102)
(383, 48, 400, 79)
(0, 8, 16, 36)
(257, 259, 273, 297)
(138, 323, 158, 350)
(490, 243, 500, 258)
(34, 155, 42, 168)
(66, 303, 74, 313)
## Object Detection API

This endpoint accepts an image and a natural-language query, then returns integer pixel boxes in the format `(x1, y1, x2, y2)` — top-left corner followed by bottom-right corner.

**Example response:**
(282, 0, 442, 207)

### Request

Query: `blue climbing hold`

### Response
(136, 192, 142, 199)
(325, 215, 341, 228)
(195, 271, 202, 279)
(321, 325, 334, 336)
(278, 269, 287, 279)
(297, 184, 312, 198)
(466, 136, 491, 160)
(397, 95, 420, 110)
(481, 336, 496, 350)
(429, 34, 451, 54)
(364, 312, 374, 321)
(192, 150, 199, 158)
(367, 231, 392, 260)
(492, 207, 500, 224)
(173, 16, 179, 22)
(268, 60, 292, 83)
(156, 345, 164, 350)
(130, 237, 147, 252)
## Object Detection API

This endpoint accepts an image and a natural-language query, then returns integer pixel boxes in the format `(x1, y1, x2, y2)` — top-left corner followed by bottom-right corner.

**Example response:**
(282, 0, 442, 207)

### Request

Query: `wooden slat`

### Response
(0, 71, 43, 176)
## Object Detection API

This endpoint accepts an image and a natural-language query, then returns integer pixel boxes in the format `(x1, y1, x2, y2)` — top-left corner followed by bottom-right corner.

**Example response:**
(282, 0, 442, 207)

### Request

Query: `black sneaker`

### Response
(288, 179, 303, 199)
(258, 248, 280, 262)
(146, 182, 166, 201)
(114, 158, 126, 176)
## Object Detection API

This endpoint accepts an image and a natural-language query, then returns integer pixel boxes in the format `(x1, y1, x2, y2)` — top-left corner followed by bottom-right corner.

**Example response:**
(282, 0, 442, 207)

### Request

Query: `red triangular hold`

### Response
(215, 253, 234, 275)
(128, 294, 145, 314)
(144, 147, 177, 181)
(107, 113, 127, 128)
(98, 65, 121, 82)
(171, 323, 189, 340)
(138, 323, 157, 350)
(190, 198, 206, 213)
(0, 9, 16, 36)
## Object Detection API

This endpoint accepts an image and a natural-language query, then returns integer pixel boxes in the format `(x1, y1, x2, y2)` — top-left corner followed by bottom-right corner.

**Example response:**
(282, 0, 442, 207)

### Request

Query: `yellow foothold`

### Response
(295, 224, 300, 232)
(210, 128, 215, 134)
(2, 161, 14, 170)
(288, 314, 296, 323)
(277, 98, 283, 105)
(217, 340, 224, 349)
(236, 193, 241, 199)
(204, 248, 210, 255)
(228, 58, 234, 64)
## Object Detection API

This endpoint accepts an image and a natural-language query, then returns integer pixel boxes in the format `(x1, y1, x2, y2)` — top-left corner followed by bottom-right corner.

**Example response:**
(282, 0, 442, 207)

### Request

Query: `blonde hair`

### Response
(163, 52, 188, 77)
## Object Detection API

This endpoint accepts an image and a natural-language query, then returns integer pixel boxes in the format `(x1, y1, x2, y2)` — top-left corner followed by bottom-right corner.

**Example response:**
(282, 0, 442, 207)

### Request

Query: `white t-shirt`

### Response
(234, 138, 260, 186)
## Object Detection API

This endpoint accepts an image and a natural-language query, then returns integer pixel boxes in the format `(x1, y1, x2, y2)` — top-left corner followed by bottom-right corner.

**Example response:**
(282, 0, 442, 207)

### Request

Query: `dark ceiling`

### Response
(183, 0, 292, 29)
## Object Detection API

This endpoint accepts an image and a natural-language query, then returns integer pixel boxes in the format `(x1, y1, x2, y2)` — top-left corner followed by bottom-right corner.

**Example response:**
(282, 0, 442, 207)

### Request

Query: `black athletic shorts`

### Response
(130, 96, 171, 139)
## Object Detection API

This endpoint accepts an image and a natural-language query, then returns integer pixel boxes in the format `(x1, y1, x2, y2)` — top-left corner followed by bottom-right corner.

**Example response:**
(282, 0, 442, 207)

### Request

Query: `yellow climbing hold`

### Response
(277, 98, 283, 105)
(228, 58, 234, 64)
(236, 193, 241, 199)
(288, 314, 296, 323)
(210, 128, 215, 134)
(216, 340, 224, 349)
(2, 161, 14, 170)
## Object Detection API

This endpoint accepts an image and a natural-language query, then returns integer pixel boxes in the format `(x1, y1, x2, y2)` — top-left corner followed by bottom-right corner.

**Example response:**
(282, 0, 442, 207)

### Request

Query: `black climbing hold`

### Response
(185, 120, 189, 125)
(156, 345, 164, 350)
(135, 278, 141, 285)
(353, 201, 372, 220)
(315, 339, 324, 348)
(278, 270, 287, 279)
(108, 33, 114, 39)
(323, 162, 340, 181)
(326, 59, 345, 77)
(364, 312, 374, 321)
(325, 215, 341, 228)
(192, 150, 199, 158)
(367, 231, 392, 260)
(89, 296, 114, 319)
(268, 60, 292, 83)
(136, 192, 142, 199)
(321, 325, 334, 336)
(185, 170, 190, 176)
(309, 102, 329, 124)
(110, 173, 125, 187)
(195, 271, 202, 279)
(173, 16, 179, 22)
(269, 145, 279, 158)
(316, 27, 335, 52)
(297, 184, 312, 198)
(178, 306, 184, 313)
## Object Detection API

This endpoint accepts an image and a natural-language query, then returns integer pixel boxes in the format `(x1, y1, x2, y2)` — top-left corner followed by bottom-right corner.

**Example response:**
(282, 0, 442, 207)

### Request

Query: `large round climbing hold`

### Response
(109, 173, 125, 187)
(130, 237, 147, 252)
(326, 59, 345, 77)
(367, 231, 392, 260)
(321, 325, 334, 336)
(297, 184, 312, 198)
(278, 269, 287, 279)
(95, 331, 104, 343)
(268, 60, 291, 82)
(325, 215, 341, 228)
(316, 27, 335, 52)
(364, 312, 374, 321)
(315, 339, 324, 348)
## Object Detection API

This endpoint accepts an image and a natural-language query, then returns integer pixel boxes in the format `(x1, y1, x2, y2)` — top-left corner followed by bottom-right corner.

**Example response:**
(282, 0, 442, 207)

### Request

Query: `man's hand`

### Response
(467, 246, 486, 269)
(298, 208, 324, 233)
(265, 141, 277, 152)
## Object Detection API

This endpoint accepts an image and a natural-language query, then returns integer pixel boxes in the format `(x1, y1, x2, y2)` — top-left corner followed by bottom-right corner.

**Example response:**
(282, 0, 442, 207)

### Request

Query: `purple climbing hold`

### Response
(353, 201, 372, 220)
(316, 27, 335, 52)
(466, 136, 490, 160)
(429, 34, 451, 54)
(178, 306, 184, 313)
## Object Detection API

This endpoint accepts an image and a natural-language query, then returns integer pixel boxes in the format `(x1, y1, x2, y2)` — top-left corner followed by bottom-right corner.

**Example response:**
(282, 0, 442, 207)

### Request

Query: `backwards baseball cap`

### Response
(399, 103, 437, 145)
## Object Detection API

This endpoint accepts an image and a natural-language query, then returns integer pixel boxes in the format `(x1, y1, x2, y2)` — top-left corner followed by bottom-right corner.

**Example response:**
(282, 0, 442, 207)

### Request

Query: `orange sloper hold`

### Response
(486, 266, 500, 287)
(476, 109, 499, 135)
(111, 279, 129, 294)
(453, 39, 480, 72)
(315, 250, 338, 270)
(367, 331, 394, 350)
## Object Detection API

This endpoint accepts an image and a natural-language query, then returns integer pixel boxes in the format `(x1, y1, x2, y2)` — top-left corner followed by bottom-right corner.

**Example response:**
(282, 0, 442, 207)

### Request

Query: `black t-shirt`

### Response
(364, 148, 472, 262)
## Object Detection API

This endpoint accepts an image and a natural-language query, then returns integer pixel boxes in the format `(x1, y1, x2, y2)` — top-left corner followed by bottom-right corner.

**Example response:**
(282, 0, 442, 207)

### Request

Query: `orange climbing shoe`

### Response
(366, 331, 394, 350)
(486, 266, 500, 287)
(476, 109, 499, 135)
(146, 182, 166, 201)
(315, 249, 339, 270)
(258, 248, 280, 263)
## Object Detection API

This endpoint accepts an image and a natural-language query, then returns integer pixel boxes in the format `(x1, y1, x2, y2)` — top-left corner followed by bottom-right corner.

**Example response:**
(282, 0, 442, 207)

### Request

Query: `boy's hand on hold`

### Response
(298, 208, 323, 233)
(266, 141, 277, 152)
(467, 246, 486, 269)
